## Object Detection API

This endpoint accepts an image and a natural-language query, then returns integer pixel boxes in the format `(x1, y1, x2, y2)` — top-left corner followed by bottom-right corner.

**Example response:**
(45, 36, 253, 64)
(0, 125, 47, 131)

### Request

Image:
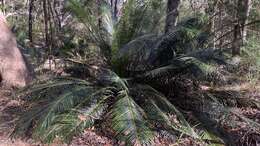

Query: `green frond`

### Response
(199, 130, 224, 145)
(195, 93, 260, 145)
(12, 86, 90, 137)
(111, 91, 154, 145)
(67, 0, 111, 58)
(144, 98, 194, 136)
(114, 0, 165, 50)
(98, 69, 129, 92)
(136, 56, 218, 82)
(41, 92, 112, 143)
(138, 57, 194, 79)
(12, 82, 113, 142)
(114, 17, 212, 76)
(18, 77, 91, 101)
(134, 85, 199, 139)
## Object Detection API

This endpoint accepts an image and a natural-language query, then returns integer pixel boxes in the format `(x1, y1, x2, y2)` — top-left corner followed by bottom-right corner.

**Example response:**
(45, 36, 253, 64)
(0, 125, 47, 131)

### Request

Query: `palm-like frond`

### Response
(40, 91, 112, 143)
(133, 85, 199, 139)
(18, 77, 91, 101)
(114, 17, 215, 77)
(12, 69, 203, 145)
(111, 90, 154, 145)
(12, 79, 114, 141)
(114, 0, 165, 50)
(67, 0, 111, 58)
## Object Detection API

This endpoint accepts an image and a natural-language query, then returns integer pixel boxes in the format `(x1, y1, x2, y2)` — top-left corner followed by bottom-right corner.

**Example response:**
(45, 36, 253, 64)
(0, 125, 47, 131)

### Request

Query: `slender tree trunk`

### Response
(28, 0, 34, 43)
(97, 0, 102, 28)
(207, 0, 217, 49)
(232, 24, 241, 55)
(53, 0, 61, 31)
(0, 0, 5, 14)
(211, 11, 216, 49)
(165, 0, 181, 33)
(47, 0, 54, 51)
(232, 0, 252, 56)
(218, 4, 224, 49)
(114, 0, 118, 22)
(110, 0, 118, 22)
(43, 0, 49, 49)
(240, 0, 252, 43)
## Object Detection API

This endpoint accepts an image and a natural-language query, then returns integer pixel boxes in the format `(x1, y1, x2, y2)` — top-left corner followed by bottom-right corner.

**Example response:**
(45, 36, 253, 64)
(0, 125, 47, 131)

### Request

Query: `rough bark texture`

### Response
(0, 12, 32, 87)
(165, 0, 181, 33)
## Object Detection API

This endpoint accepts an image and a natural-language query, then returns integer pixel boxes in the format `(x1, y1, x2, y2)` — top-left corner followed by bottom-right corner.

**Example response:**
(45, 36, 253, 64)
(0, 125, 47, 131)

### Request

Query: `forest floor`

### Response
(0, 79, 259, 146)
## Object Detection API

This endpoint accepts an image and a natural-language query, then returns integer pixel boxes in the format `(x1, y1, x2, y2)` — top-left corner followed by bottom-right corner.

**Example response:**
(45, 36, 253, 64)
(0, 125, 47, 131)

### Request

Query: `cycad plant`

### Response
(12, 0, 260, 145)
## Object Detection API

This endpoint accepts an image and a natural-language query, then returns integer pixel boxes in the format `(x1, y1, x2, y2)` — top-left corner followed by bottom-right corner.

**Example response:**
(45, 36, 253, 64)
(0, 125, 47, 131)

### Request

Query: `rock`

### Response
(0, 12, 32, 88)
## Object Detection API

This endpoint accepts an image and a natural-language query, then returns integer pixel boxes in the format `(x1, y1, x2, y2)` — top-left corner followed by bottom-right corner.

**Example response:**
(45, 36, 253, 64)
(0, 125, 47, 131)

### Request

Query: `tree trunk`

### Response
(43, 0, 49, 49)
(53, 0, 61, 31)
(97, 0, 102, 28)
(0, 0, 5, 14)
(28, 0, 34, 43)
(165, 0, 181, 33)
(47, 0, 54, 51)
(232, 24, 241, 55)
(232, 0, 252, 56)
(114, 0, 118, 22)
(206, 0, 217, 49)
(0, 12, 32, 88)
(239, 0, 252, 43)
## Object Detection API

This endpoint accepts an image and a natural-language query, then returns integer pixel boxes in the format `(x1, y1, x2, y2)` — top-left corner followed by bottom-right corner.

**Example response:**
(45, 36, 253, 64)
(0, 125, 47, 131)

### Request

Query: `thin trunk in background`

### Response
(47, 0, 54, 51)
(28, 0, 34, 43)
(218, 3, 224, 49)
(43, 0, 53, 70)
(207, 0, 217, 49)
(114, 0, 118, 22)
(240, 0, 252, 43)
(165, 0, 181, 33)
(53, 0, 61, 31)
(0, 0, 5, 14)
(110, 0, 118, 23)
(232, 0, 252, 56)
(97, 0, 102, 28)
(232, 24, 241, 55)
(43, 0, 49, 49)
